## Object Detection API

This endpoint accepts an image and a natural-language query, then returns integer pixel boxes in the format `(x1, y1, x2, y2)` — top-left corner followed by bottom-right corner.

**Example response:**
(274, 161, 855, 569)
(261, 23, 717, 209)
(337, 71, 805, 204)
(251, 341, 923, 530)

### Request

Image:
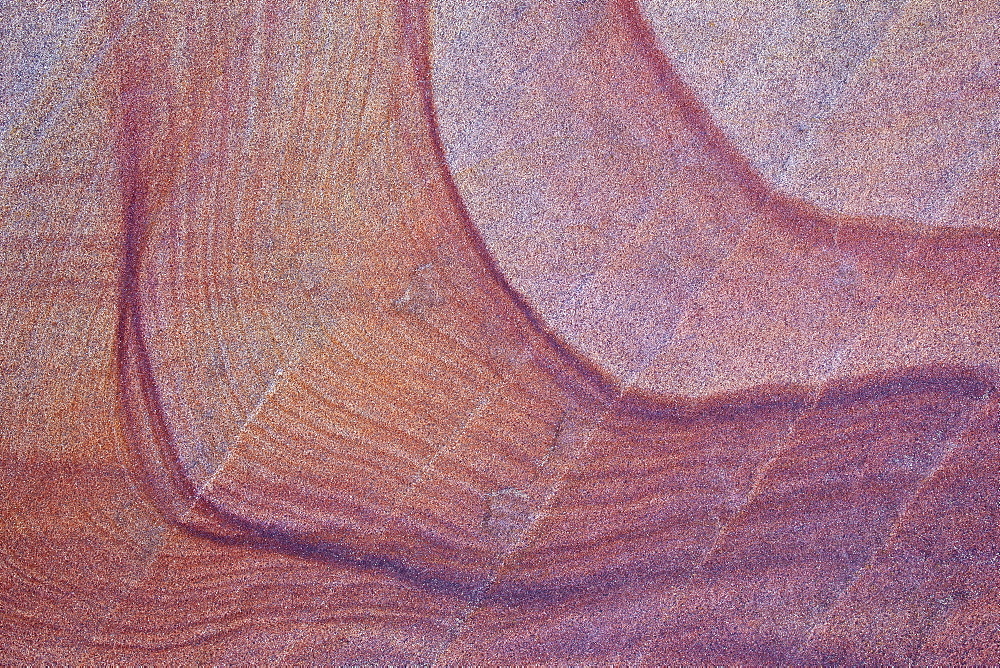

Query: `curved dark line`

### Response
(111, 0, 600, 602)
(397, 0, 622, 400)
(615, 0, 775, 210)
(120, 197, 197, 505)
(407, 0, 1000, 411)
(110, 0, 1000, 609)
(616, 0, 1000, 241)
(114, 116, 200, 520)
(112, 30, 253, 532)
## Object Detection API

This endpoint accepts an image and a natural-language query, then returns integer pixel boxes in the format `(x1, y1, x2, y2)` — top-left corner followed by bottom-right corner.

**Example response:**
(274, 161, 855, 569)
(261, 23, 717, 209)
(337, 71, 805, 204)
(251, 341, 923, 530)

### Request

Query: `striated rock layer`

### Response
(1, 0, 998, 663)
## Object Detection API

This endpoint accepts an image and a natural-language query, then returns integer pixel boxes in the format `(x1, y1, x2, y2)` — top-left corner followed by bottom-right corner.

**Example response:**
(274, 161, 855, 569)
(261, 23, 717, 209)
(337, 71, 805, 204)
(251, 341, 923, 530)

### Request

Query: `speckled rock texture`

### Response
(1, 0, 998, 663)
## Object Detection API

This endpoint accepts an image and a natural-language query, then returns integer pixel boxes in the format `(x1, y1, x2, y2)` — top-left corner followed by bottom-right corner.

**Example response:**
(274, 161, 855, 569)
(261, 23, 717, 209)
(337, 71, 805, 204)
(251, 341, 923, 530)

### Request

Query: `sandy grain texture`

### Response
(2, 0, 999, 663)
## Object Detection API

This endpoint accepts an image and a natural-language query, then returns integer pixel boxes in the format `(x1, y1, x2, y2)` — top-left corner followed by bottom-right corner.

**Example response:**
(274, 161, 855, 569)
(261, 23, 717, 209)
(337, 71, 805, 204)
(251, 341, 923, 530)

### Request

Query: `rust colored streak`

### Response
(2, 0, 999, 663)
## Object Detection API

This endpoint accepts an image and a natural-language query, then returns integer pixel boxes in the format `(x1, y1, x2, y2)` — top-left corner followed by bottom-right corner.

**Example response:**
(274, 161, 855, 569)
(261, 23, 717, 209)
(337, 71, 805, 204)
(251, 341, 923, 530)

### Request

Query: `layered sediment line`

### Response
(1, 0, 998, 663)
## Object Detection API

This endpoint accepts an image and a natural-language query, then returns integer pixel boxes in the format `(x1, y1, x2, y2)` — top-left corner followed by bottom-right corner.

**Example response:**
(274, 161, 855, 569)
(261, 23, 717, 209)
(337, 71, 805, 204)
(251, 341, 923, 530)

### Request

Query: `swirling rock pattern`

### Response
(1, 0, 998, 663)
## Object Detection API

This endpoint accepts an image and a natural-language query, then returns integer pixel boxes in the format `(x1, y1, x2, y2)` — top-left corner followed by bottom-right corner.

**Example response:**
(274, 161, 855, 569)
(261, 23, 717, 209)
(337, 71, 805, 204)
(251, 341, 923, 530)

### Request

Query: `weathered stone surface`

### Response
(2, 0, 998, 663)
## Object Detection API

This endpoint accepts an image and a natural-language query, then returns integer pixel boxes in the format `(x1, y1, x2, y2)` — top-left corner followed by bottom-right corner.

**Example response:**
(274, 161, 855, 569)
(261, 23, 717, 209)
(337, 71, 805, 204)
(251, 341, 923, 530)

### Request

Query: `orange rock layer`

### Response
(1, 0, 998, 663)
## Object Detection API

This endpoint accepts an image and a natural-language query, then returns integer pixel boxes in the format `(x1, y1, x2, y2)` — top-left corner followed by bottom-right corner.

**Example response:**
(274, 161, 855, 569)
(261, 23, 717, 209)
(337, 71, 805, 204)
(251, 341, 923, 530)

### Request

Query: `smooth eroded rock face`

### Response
(432, 0, 1000, 397)
(2, 0, 999, 663)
